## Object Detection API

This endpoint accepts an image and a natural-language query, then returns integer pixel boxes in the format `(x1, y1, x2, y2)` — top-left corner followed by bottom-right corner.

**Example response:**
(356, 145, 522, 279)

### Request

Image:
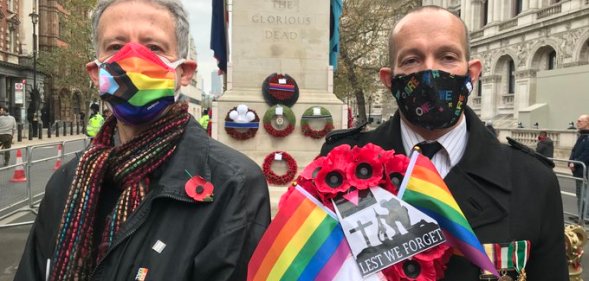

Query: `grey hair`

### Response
(388, 5, 471, 67)
(91, 0, 190, 58)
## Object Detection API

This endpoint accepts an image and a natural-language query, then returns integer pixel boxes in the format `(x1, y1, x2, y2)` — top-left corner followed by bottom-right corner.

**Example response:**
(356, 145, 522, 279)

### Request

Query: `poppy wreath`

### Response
(262, 105, 296, 138)
(300, 106, 334, 139)
(263, 151, 298, 186)
(224, 104, 260, 140)
(262, 73, 299, 107)
(289, 144, 453, 281)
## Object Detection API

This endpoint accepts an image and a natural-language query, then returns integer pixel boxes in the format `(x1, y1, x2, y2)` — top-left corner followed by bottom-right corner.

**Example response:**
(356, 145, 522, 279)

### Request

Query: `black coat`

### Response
(15, 119, 271, 281)
(569, 131, 589, 178)
(536, 137, 554, 158)
(321, 107, 567, 280)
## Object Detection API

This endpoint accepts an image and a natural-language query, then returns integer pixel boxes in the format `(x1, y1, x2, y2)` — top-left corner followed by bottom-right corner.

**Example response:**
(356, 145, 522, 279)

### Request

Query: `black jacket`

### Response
(321, 107, 567, 280)
(570, 131, 589, 178)
(15, 119, 271, 281)
(536, 137, 554, 158)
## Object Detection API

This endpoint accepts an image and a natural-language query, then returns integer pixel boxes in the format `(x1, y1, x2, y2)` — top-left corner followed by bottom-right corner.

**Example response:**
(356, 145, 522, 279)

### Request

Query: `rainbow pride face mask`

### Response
(95, 43, 185, 125)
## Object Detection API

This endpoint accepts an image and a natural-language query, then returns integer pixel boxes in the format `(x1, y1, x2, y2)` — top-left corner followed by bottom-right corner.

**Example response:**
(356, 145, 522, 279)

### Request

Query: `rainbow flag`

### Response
(398, 152, 499, 277)
(248, 186, 355, 281)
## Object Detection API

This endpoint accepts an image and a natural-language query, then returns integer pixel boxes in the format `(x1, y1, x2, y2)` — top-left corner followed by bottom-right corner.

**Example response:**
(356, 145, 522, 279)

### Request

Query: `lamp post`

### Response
(367, 95, 372, 124)
(29, 9, 40, 137)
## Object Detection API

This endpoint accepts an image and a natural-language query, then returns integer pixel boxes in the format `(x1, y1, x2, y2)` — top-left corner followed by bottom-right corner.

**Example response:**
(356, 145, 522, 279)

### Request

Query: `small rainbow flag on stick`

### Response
(398, 152, 499, 277)
(248, 186, 357, 281)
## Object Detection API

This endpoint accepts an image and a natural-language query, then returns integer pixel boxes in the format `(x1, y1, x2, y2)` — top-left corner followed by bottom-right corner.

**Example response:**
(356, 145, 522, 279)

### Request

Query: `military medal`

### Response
(497, 275, 513, 281)
(480, 241, 530, 281)
(516, 269, 527, 281)
(498, 269, 513, 281)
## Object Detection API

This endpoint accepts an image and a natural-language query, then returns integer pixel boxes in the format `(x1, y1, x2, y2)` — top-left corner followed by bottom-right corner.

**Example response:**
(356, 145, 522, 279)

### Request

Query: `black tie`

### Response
(415, 141, 443, 159)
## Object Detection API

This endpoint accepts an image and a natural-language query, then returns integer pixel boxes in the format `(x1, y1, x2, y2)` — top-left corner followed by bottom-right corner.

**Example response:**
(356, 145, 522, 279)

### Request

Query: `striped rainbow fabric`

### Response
(398, 152, 499, 277)
(99, 53, 176, 107)
(248, 186, 353, 281)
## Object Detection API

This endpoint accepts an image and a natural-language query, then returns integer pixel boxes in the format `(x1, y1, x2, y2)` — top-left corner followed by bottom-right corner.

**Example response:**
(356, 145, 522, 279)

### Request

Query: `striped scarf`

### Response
(50, 102, 190, 280)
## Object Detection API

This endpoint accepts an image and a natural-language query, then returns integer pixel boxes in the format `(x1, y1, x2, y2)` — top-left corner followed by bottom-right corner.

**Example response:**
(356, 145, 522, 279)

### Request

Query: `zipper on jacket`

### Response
(88, 192, 193, 280)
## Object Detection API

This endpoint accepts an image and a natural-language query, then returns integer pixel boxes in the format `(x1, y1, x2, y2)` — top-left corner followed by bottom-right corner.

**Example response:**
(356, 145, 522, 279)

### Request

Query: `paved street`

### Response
(1, 151, 588, 280)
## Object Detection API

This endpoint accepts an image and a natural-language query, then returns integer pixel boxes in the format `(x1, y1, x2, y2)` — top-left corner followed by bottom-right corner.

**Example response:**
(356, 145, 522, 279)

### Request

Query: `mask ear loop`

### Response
(163, 58, 187, 102)
(159, 56, 186, 69)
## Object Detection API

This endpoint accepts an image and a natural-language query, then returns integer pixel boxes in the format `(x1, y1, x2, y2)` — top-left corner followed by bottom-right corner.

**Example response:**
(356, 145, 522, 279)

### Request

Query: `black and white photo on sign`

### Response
(334, 187, 446, 277)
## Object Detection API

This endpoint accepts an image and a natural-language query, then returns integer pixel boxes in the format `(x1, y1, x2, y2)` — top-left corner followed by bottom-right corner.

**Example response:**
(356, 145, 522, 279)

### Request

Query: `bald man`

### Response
(570, 114, 589, 223)
(322, 6, 567, 280)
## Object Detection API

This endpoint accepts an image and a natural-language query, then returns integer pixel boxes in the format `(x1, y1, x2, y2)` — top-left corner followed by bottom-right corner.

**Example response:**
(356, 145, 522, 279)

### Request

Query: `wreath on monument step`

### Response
(263, 105, 296, 138)
(262, 73, 299, 107)
(224, 104, 260, 140)
(262, 151, 298, 186)
(300, 106, 334, 139)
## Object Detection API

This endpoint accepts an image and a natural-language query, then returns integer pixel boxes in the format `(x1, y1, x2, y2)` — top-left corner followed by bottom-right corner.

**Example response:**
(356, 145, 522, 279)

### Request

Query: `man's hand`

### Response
(570, 162, 576, 172)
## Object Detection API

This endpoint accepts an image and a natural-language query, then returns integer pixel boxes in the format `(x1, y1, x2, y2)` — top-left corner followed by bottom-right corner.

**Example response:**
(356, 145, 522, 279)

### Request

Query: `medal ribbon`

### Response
(481, 241, 530, 277)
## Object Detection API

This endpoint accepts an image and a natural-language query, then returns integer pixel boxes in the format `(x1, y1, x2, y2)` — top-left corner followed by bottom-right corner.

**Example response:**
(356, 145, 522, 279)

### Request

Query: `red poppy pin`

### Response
(184, 170, 214, 202)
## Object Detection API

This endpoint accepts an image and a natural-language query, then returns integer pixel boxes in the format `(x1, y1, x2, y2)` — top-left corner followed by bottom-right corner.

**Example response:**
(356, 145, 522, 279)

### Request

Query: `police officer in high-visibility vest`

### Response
(86, 103, 104, 138)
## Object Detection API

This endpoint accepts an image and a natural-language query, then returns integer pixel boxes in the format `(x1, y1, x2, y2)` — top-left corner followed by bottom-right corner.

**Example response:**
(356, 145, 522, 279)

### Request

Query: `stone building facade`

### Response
(0, 0, 46, 124)
(423, 0, 589, 129)
(39, 0, 90, 124)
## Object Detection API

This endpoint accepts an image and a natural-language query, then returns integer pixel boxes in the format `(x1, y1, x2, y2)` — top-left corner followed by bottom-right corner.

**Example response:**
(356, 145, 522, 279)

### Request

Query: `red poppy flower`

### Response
(326, 144, 353, 164)
(414, 242, 452, 262)
(382, 150, 410, 194)
(347, 144, 384, 189)
(315, 158, 351, 196)
(313, 145, 353, 196)
(185, 176, 214, 202)
(382, 265, 402, 281)
(417, 243, 452, 278)
(396, 258, 437, 281)
(301, 156, 326, 180)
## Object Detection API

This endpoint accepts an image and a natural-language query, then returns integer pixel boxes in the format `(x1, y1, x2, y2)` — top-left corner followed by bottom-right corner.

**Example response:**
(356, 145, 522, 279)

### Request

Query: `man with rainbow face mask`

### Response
(15, 1, 270, 280)
(321, 5, 567, 281)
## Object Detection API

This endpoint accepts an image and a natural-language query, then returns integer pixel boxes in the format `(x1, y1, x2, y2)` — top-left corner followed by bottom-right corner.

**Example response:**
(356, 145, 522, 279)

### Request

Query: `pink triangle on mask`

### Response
(343, 189, 360, 206)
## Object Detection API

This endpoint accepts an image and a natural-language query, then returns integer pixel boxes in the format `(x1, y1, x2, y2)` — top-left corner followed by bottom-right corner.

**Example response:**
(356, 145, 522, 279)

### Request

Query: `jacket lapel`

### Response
(444, 107, 509, 230)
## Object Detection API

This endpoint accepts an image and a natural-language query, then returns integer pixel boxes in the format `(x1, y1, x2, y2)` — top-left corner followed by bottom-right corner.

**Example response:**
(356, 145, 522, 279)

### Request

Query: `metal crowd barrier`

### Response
(551, 158, 588, 227)
(0, 139, 88, 228)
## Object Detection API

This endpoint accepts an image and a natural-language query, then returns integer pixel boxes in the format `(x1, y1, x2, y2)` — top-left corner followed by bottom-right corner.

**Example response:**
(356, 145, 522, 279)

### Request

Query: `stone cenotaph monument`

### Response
(212, 0, 345, 210)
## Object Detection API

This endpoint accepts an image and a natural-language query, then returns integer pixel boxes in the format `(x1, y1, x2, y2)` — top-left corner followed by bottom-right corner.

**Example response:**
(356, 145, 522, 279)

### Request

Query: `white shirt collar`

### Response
(400, 115, 468, 177)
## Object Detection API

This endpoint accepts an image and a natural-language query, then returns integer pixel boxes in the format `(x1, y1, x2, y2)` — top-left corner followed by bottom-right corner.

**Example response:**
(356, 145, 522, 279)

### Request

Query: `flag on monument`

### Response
(248, 186, 364, 281)
(211, 0, 228, 73)
(398, 152, 499, 277)
(330, 0, 343, 69)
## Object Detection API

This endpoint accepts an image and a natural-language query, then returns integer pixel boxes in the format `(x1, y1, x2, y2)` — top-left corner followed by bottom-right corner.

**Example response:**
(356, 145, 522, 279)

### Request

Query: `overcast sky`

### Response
(180, 0, 217, 94)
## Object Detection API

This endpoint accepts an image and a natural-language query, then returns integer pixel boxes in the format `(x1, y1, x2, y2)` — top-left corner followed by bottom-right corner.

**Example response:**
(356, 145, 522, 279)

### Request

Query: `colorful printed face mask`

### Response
(95, 43, 185, 125)
(391, 69, 473, 130)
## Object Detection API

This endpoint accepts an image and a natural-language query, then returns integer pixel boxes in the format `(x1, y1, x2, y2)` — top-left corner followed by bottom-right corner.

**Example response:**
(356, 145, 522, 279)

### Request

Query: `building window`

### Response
(482, 0, 489, 27)
(508, 60, 516, 94)
(9, 30, 16, 53)
(548, 50, 556, 70)
(513, 0, 523, 16)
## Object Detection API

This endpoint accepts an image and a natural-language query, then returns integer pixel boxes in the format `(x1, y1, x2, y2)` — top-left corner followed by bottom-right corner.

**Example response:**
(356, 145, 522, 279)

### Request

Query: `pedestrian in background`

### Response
(198, 108, 209, 129)
(569, 114, 589, 222)
(536, 130, 554, 158)
(0, 105, 16, 166)
(86, 103, 104, 138)
(485, 120, 497, 137)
